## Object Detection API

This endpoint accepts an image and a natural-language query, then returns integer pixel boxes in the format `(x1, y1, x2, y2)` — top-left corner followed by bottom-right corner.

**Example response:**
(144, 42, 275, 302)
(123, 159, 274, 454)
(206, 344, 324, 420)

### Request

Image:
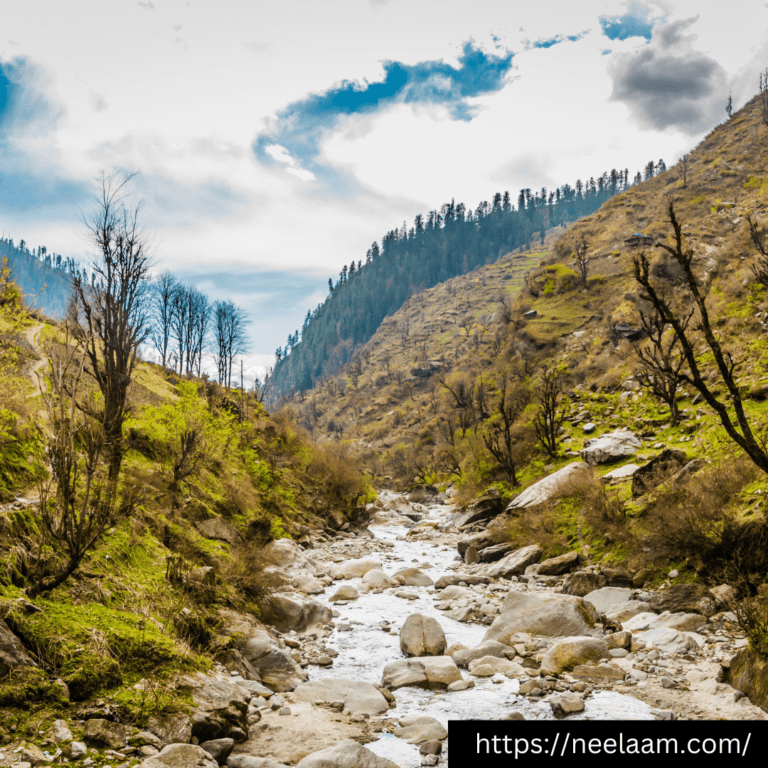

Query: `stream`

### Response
(307, 491, 654, 767)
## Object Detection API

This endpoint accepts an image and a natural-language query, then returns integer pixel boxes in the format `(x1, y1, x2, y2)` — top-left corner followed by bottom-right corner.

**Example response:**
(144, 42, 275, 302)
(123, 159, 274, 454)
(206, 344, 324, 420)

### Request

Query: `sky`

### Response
(1, 0, 767, 381)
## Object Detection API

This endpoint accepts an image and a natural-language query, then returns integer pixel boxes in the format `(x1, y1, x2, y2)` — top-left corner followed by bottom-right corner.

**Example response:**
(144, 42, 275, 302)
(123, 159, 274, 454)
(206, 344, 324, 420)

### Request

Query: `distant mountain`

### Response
(0, 239, 74, 319)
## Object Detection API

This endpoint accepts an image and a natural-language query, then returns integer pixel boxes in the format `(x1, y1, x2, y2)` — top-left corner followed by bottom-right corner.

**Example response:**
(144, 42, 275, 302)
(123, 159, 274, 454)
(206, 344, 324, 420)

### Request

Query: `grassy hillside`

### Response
(280, 91, 768, 587)
(0, 283, 374, 730)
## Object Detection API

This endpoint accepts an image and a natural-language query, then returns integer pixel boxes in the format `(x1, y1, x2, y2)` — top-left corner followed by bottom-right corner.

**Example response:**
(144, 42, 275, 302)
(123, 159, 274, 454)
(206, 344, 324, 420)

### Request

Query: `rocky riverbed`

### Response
(3, 486, 765, 768)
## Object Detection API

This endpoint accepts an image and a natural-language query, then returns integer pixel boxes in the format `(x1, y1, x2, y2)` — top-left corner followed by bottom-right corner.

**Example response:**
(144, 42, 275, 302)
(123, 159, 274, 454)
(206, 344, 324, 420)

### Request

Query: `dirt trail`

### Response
(21, 323, 47, 397)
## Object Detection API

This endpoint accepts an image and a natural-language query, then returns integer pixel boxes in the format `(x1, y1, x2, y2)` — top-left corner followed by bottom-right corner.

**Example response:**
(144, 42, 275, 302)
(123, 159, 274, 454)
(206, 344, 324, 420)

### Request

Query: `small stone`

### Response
(447, 679, 475, 692)
(609, 648, 628, 658)
(669, 569, 679, 579)
(550, 692, 585, 718)
(660, 677, 676, 689)
(503, 712, 525, 721)
(419, 740, 443, 755)
(279, 706, 292, 716)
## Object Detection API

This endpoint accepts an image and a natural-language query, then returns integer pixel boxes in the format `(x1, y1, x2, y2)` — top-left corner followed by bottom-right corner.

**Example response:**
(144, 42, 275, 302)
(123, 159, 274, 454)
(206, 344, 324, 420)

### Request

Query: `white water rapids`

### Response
(306, 493, 654, 767)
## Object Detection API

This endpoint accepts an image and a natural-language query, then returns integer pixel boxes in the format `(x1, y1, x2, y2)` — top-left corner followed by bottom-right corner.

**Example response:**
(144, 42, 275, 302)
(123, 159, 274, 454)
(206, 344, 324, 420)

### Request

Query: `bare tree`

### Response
(72, 171, 151, 481)
(634, 201, 768, 474)
(151, 271, 178, 368)
(213, 300, 248, 388)
(574, 234, 590, 286)
(533, 367, 568, 456)
(635, 302, 691, 426)
(483, 376, 532, 486)
(678, 154, 690, 189)
(28, 329, 129, 597)
(748, 215, 768, 285)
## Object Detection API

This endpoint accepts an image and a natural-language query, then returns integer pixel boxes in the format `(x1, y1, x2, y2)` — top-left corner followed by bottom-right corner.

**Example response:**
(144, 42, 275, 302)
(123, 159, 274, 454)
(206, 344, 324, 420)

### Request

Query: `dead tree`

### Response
(748, 215, 768, 284)
(634, 201, 768, 474)
(483, 377, 531, 486)
(72, 171, 151, 482)
(635, 302, 691, 426)
(533, 367, 568, 456)
(574, 234, 590, 286)
(678, 154, 690, 189)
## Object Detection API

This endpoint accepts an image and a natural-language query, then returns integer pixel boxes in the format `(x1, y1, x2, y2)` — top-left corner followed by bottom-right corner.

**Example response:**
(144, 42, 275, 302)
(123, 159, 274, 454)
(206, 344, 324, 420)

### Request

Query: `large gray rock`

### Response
(361, 569, 394, 590)
(295, 739, 402, 768)
(400, 614, 447, 657)
(457, 531, 492, 557)
(227, 758, 290, 768)
(487, 545, 543, 579)
(83, 719, 128, 749)
(147, 713, 193, 746)
(381, 656, 462, 690)
(340, 558, 382, 579)
(478, 542, 516, 562)
(263, 594, 332, 634)
(140, 744, 218, 768)
(506, 463, 592, 509)
(263, 538, 317, 572)
(562, 571, 607, 597)
(196, 517, 242, 545)
(580, 429, 640, 466)
(538, 551, 581, 576)
(634, 627, 702, 653)
(294, 678, 389, 715)
(648, 584, 716, 617)
(434, 574, 490, 590)
(583, 587, 635, 615)
(199, 738, 235, 765)
(484, 592, 599, 643)
(392, 568, 434, 587)
(329, 584, 360, 602)
(394, 714, 447, 744)
(539, 637, 610, 676)
(0, 619, 32, 677)
(176, 672, 249, 743)
(449, 491, 504, 528)
(452, 641, 517, 668)
(631, 449, 688, 497)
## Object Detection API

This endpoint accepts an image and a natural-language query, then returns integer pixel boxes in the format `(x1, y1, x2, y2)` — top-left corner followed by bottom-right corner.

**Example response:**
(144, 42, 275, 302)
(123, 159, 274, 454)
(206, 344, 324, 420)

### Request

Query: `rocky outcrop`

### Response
(294, 678, 390, 715)
(399, 614, 446, 657)
(648, 584, 716, 617)
(631, 449, 688, 497)
(449, 491, 503, 528)
(538, 551, 581, 576)
(726, 646, 768, 711)
(195, 517, 242, 546)
(580, 430, 641, 466)
(0, 619, 33, 677)
(176, 672, 249, 742)
(263, 594, 332, 634)
(484, 592, 598, 643)
(487, 545, 543, 579)
(381, 656, 463, 690)
(506, 463, 592, 509)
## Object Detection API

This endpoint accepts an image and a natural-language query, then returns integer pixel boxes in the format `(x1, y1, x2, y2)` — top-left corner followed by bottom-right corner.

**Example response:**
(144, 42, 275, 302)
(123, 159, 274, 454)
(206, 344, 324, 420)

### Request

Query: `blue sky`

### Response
(1, 0, 767, 379)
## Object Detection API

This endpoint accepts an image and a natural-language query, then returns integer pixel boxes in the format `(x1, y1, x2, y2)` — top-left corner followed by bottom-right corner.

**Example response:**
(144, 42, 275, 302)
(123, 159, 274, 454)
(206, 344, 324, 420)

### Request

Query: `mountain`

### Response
(0, 238, 74, 319)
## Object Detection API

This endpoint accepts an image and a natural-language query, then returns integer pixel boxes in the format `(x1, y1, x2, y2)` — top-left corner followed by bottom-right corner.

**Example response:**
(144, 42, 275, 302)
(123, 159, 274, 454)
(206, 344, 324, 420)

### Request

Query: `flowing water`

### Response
(306, 493, 654, 767)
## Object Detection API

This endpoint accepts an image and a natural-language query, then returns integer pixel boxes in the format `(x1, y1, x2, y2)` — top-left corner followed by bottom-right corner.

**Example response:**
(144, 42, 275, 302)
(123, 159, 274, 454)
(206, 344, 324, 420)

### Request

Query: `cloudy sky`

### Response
(1, 0, 767, 379)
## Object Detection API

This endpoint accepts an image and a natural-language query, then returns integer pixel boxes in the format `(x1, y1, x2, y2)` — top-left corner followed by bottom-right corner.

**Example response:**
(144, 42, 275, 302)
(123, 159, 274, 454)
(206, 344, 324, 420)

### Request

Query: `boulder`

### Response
(726, 646, 768, 711)
(292, 574, 326, 595)
(394, 714, 447, 744)
(601, 464, 640, 482)
(506, 463, 592, 509)
(381, 656, 463, 690)
(487, 545, 543, 579)
(539, 637, 610, 676)
(391, 568, 434, 587)
(648, 584, 716, 617)
(140, 744, 219, 768)
(631, 449, 688, 497)
(478, 542, 516, 563)
(407, 485, 439, 504)
(0, 619, 33, 677)
(468, 656, 525, 677)
(340, 558, 382, 579)
(670, 459, 707, 490)
(453, 641, 516, 668)
(83, 718, 128, 749)
(295, 741, 402, 767)
(294, 678, 389, 715)
(263, 594, 332, 634)
(434, 574, 489, 590)
(329, 584, 360, 602)
(570, 664, 625, 682)
(623, 611, 706, 633)
(195, 517, 242, 546)
(561, 571, 607, 597)
(550, 692, 585, 718)
(634, 627, 702, 653)
(400, 614, 447, 657)
(457, 531, 492, 557)
(449, 491, 503, 528)
(580, 429, 641, 466)
(176, 672, 249, 742)
(361, 569, 394, 590)
(199, 738, 235, 764)
(147, 713, 193, 746)
(484, 592, 598, 643)
(582, 587, 635, 615)
(50, 719, 73, 744)
(709, 584, 736, 609)
(538, 551, 581, 576)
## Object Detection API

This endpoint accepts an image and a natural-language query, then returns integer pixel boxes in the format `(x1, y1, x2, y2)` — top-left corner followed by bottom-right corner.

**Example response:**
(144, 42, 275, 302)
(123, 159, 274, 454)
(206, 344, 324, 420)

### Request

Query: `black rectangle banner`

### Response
(449, 720, 764, 766)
